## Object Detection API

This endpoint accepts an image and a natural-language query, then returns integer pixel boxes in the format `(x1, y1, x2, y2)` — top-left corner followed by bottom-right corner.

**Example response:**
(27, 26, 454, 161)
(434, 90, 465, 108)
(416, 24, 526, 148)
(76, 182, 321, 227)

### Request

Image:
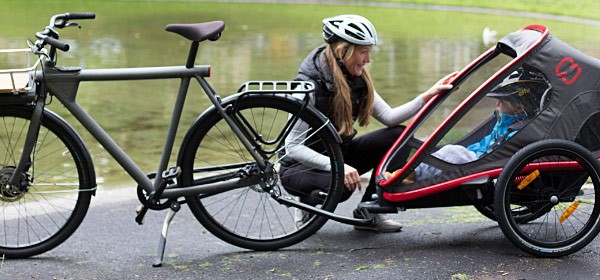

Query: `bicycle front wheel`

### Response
(180, 94, 343, 250)
(0, 106, 94, 258)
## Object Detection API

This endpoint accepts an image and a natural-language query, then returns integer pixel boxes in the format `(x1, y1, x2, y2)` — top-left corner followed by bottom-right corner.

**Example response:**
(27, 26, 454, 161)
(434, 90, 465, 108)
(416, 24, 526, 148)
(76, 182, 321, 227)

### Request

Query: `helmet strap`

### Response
(329, 45, 351, 76)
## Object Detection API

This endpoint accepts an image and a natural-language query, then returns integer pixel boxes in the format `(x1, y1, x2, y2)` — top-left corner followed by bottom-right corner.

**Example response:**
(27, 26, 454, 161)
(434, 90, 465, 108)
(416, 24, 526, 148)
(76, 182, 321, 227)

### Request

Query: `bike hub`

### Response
(0, 166, 29, 202)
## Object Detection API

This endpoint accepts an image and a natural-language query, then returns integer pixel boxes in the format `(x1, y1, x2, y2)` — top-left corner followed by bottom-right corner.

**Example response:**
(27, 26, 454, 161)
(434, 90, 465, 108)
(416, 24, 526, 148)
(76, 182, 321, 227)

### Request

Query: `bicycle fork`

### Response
(7, 95, 47, 193)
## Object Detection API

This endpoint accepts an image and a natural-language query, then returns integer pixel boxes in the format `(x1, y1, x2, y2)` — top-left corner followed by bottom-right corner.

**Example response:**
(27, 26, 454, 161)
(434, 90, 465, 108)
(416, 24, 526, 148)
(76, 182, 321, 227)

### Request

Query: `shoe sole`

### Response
(353, 226, 402, 233)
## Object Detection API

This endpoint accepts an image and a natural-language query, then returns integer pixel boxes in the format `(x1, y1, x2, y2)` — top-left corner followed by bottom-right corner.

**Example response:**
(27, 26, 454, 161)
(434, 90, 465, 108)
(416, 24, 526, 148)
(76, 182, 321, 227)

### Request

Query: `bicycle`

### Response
(0, 13, 367, 266)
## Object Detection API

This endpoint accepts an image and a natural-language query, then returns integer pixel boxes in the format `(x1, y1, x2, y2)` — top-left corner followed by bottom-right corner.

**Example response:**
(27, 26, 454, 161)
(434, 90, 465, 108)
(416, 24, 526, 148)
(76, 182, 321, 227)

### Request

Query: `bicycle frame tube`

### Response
(37, 65, 209, 193)
(195, 77, 268, 170)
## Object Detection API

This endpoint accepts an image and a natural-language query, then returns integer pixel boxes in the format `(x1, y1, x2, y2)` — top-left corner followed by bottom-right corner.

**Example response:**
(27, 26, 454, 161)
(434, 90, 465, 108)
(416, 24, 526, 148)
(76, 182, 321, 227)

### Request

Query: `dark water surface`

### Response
(2, 0, 600, 186)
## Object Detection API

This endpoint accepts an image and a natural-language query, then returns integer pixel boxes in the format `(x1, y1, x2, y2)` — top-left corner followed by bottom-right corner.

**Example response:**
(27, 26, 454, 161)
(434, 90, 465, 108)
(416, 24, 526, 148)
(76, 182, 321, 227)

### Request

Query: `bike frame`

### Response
(10, 64, 268, 200)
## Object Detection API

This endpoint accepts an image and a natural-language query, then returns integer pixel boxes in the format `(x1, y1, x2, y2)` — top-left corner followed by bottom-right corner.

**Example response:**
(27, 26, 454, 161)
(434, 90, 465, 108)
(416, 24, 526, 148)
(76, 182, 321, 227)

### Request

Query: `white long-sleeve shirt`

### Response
(284, 91, 425, 171)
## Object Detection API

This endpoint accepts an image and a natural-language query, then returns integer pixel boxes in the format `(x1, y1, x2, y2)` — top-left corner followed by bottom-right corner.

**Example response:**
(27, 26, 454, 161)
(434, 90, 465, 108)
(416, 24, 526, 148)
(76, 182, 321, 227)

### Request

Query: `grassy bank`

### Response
(326, 0, 600, 22)
(163, 0, 600, 22)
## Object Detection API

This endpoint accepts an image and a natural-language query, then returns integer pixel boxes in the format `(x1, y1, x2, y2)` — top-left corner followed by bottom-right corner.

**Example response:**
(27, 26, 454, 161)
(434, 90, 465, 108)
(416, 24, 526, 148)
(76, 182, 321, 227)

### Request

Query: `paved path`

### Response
(4, 2, 600, 279)
(2, 186, 600, 279)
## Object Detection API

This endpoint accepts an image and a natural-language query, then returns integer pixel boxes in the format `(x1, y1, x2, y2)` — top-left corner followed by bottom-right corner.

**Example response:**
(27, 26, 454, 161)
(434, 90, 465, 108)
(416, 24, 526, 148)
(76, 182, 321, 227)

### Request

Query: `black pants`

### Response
(280, 126, 405, 205)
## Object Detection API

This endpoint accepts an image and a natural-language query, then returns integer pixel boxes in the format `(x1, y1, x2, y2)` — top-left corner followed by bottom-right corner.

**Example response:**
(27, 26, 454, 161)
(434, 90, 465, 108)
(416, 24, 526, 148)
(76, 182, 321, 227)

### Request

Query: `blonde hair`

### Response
(325, 41, 375, 136)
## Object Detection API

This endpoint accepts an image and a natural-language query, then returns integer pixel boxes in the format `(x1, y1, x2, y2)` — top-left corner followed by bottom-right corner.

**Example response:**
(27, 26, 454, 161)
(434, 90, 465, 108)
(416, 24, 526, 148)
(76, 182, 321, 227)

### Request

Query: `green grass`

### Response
(85, 0, 600, 23)
(343, 0, 600, 21)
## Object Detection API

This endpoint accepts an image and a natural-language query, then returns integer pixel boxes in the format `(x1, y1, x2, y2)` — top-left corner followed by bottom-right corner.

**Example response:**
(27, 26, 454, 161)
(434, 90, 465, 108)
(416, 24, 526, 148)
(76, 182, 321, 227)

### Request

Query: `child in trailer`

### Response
(387, 67, 551, 184)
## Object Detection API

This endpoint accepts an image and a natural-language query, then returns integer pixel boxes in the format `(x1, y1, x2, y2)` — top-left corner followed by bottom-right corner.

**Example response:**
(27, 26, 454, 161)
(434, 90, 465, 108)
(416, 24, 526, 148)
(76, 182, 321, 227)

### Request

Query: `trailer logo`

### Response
(555, 57, 582, 85)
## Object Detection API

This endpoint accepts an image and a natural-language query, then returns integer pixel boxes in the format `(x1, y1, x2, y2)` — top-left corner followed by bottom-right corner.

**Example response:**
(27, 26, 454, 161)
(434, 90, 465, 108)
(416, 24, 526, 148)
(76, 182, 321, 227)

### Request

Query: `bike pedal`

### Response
(135, 205, 149, 225)
(162, 166, 181, 179)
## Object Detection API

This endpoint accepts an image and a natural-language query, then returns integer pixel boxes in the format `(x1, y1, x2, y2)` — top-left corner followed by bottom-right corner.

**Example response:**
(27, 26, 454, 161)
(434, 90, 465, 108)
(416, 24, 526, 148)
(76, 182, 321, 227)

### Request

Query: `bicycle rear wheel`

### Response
(494, 139, 600, 257)
(180, 94, 343, 250)
(0, 106, 94, 258)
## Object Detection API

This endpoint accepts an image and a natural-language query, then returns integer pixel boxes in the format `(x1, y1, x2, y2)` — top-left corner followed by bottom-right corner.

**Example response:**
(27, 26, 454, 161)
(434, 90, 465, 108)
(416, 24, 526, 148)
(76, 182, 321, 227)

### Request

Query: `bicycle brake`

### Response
(65, 22, 81, 29)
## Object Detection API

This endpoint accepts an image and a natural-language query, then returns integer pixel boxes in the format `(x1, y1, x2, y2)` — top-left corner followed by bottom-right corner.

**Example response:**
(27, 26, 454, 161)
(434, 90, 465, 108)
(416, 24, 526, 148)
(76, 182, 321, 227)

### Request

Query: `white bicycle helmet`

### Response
(487, 68, 551, 116)
(322, 14, 378, 45)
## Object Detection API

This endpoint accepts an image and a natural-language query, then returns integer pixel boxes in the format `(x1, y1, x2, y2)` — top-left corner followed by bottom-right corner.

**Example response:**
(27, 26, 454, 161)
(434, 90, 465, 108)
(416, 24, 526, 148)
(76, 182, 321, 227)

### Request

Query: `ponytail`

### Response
(325, 42, 375, 136)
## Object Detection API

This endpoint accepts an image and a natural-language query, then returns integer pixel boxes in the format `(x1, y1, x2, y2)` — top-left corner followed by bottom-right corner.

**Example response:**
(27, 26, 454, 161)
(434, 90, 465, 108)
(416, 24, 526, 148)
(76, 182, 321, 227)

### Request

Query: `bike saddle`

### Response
(165, 21, 225, 42)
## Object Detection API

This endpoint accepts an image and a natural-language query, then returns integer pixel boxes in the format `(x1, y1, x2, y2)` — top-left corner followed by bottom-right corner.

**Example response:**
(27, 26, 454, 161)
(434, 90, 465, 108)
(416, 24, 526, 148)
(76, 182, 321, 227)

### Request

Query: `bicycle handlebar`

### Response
(34, 12, 96, 55)
(43, 36, 70, 52)
(49, 12, 96, 29)
(64, 12, 96, 20)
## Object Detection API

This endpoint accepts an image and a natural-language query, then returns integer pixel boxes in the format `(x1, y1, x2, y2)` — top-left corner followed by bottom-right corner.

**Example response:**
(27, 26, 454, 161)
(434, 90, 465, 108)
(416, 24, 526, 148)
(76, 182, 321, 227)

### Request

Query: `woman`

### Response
(280, 14, 455, 232)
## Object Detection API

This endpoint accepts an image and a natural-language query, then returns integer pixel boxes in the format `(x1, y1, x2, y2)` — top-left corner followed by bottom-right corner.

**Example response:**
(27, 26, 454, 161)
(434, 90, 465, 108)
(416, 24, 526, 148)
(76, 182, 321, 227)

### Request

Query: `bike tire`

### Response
(0, 106, 94, 258)
(494, 139, 600, 257)
(180, 94, 344, 250)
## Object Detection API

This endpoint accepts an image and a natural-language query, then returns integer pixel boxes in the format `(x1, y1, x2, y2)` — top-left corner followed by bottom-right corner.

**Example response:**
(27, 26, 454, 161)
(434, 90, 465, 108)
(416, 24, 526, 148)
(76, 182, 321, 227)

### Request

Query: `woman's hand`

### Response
(343, 164, 362, 192)
(419, 71, 458, 103)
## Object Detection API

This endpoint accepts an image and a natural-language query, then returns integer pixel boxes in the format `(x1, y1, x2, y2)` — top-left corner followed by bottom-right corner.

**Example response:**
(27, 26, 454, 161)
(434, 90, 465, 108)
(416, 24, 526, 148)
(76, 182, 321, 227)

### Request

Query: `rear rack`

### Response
(0, 49, 39, 95)
(237, 81, 314, 94)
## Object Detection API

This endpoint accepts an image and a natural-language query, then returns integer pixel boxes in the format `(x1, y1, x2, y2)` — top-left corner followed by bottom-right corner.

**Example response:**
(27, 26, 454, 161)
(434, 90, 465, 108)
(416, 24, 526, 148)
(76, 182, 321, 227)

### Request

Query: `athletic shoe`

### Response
(294, 208, 313, 229)
(352, 209, 402, 232)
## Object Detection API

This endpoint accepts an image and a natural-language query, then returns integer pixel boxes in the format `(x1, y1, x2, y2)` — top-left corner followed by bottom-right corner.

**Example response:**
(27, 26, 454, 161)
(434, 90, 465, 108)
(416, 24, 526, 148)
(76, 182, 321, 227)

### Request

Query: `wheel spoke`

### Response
(0, 107, 92, 258)
(182, 96, 343, 250)
(495, 140, 600, 257)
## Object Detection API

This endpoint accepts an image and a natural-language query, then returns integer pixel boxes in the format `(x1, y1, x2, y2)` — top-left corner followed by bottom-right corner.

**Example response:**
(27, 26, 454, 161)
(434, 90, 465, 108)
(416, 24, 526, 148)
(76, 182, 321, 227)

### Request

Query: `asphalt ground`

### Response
(4, 1, 600, 279)
(2, 185, 600, 280)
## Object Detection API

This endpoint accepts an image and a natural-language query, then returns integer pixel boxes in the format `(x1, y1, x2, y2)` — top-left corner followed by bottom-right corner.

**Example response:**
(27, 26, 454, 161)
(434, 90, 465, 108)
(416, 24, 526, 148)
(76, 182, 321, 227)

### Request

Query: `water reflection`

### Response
(52, 34, 488, 186)
(2, 2, 600, 187)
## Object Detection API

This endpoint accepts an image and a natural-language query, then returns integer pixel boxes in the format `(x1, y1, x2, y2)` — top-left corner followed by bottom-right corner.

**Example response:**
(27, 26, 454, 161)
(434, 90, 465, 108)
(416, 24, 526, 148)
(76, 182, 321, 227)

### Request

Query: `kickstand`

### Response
(153, 201, 180, 267)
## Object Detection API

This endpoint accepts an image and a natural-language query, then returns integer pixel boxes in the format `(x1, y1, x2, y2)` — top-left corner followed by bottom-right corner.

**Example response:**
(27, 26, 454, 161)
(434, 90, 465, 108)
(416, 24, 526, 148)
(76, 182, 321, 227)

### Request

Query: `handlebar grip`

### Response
(65, 12, 96, 20)
(44, 36, 70, 52)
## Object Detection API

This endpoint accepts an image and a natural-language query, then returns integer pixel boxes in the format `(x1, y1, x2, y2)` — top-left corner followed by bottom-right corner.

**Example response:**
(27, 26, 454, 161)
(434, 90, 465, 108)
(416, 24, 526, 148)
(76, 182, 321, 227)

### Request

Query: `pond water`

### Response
(2, 1, 600, 187)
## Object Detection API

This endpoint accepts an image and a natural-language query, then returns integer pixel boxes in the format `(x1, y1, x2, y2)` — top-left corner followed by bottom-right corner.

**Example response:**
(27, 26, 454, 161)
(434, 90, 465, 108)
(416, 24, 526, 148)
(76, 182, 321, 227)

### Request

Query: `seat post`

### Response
(186, 41, 199, 68)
